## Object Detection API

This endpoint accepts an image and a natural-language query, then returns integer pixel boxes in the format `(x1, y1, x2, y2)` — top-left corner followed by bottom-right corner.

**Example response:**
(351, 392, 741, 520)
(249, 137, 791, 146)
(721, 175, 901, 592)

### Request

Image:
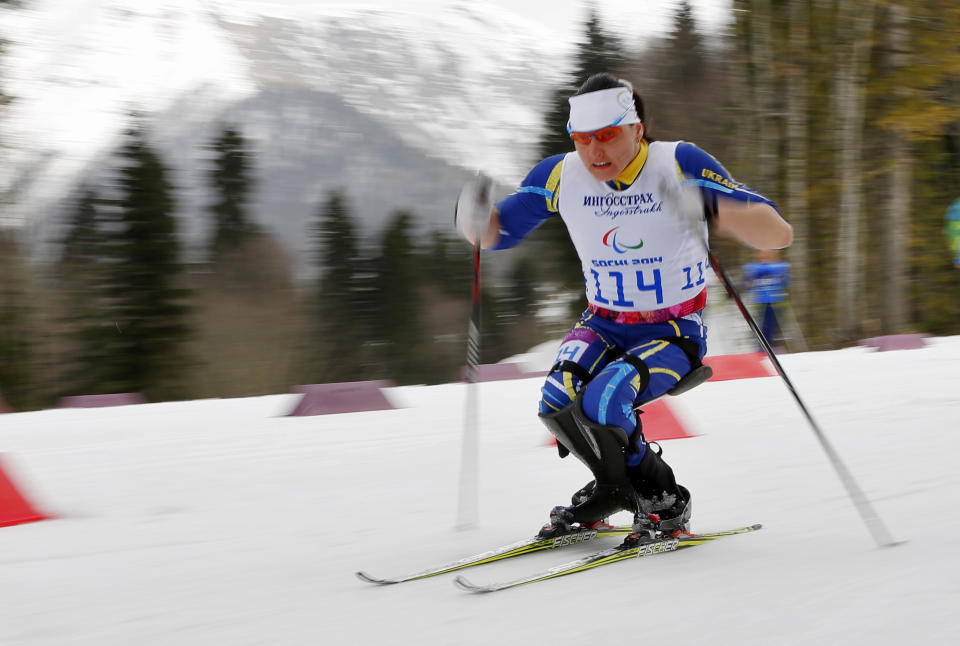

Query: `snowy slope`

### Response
(2, 338, 959, 644)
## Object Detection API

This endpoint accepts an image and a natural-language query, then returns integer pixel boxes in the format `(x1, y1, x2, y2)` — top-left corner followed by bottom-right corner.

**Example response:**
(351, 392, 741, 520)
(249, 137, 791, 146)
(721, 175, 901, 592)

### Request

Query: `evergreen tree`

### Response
(99, 123, 191, 399)
(1, 1, 17, 203)
(61, 189, 102, 267)
(538, 10, 627, 161)
(311, 190, 376, 382)
(4, 8, 42, 405)
(492, 256, 543, 358)
(0, 230, 33, 410)
(56, 188, 118, 396)
(421, 228, 470, 295)
(500, 257, 537, 320)
(207, 125, 257, 259)
(371, 210, 429, 382)
(664, 1, 706, 87)
(638, 0, 730, 148)
(414, 228, 475, 383)
(534, 11, 627, 316)
(315, 190, 361, 306)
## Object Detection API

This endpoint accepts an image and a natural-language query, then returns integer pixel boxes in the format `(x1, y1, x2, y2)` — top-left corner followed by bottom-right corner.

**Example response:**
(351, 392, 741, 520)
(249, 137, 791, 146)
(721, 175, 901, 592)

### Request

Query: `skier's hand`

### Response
(455, 173, 494, 246)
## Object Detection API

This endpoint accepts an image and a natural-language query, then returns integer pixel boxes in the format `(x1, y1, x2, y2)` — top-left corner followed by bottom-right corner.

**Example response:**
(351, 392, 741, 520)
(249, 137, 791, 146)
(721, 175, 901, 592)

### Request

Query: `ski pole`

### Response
(455, 175, 489, 531)
(455, 239, 481, 530)
(708, 251, 900, 548)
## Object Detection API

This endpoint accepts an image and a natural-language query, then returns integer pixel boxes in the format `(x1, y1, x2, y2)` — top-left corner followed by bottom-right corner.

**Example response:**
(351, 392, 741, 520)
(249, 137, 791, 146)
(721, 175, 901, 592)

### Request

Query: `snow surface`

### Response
(2, 337, 960, 645)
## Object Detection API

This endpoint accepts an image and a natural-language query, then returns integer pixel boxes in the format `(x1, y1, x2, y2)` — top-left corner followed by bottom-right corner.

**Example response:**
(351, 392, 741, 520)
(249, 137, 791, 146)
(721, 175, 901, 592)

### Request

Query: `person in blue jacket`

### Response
(455, 73, 792, 540)
(742, 249, 790, 348)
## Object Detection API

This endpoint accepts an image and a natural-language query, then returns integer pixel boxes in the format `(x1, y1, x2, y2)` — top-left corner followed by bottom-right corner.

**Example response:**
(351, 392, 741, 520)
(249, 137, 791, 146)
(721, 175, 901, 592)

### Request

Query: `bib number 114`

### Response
(590, 262, 705, 307)
(590, 268, 663, 307)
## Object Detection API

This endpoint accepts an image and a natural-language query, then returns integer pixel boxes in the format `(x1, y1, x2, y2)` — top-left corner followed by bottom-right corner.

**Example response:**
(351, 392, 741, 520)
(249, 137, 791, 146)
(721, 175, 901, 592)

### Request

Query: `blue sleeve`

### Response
(676, 142, 782, 215)
(492, 154, 565, 251)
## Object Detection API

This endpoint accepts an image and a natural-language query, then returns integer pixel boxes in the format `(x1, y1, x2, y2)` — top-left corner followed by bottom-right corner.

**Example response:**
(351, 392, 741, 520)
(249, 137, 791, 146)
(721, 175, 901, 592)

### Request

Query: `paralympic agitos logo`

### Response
(602, 227, 644, 254)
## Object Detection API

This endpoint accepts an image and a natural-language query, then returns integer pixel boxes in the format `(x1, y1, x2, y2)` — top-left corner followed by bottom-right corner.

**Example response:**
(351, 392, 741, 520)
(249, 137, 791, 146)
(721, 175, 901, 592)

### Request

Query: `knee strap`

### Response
(548, 359, 594, 385)
(619, 353, 651, 395)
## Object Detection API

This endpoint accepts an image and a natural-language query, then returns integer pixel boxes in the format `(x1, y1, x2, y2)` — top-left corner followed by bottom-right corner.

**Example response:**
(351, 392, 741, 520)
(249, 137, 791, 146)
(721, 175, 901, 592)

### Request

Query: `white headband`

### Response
(567, 86, 641, 133)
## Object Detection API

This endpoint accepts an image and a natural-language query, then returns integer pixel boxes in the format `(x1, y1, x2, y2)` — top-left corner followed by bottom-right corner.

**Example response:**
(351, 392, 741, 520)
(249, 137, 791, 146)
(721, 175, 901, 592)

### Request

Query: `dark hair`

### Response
(574, 73, 652, 141)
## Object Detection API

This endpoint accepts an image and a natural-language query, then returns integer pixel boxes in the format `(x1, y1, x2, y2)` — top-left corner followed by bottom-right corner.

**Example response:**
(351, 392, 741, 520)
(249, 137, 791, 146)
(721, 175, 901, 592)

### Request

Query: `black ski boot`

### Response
(620, 485, 693, 548)
(627, 442, 692, 536)
(620, 512, 663, 548)
(656, 484, 692, 535)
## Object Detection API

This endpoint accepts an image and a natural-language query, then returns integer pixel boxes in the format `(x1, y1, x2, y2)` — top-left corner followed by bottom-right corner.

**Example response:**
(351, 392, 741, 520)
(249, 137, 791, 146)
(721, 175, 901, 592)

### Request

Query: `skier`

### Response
(742, 248, 791, 350)
(455, 73, 792, 541)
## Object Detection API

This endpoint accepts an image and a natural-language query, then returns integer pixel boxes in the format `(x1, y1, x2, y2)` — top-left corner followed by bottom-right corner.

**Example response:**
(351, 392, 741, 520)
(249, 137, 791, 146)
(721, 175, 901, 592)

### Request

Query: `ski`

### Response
(453, 523, 762, 593)
(355, 524, 633, 585)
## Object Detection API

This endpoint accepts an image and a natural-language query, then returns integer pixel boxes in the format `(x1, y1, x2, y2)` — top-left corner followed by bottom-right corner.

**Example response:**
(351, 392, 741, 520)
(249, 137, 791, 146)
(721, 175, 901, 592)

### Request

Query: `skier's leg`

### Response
(539, 393, 639, 529)
(581, 338, 693, 456)
(537, 317, 703, 535)
(540, 341, 681, 529)
(538, 318, 617, 463)
(536, 321, 627, 535)
(580, 338, 697, 533)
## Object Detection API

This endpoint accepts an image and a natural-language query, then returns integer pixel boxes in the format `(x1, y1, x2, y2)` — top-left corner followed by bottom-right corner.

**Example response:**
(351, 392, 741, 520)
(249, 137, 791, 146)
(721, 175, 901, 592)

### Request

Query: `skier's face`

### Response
(572, 124, 644, 182)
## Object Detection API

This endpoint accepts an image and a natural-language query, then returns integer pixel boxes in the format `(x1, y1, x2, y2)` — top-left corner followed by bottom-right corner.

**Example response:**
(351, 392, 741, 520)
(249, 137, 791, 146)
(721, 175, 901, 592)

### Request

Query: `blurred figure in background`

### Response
(455, 73, 791, 545)
(946, 198, 960, 269)
(742, 248, 790, 351)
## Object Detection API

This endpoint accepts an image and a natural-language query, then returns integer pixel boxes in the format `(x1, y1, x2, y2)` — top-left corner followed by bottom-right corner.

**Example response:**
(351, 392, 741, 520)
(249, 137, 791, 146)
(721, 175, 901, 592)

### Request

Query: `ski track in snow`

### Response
(2, 338, 959, 644)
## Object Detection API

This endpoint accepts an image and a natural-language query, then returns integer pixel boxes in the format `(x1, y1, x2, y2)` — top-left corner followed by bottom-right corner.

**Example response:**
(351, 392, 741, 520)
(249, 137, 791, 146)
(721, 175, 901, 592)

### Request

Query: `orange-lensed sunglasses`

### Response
(569, 125, 622, 145)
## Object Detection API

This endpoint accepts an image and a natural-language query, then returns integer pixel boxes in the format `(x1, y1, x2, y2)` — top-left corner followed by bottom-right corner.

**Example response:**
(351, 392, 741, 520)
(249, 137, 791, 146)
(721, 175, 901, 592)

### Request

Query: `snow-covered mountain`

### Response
(220, 2, 569, 177)
(0, 0, 571, 272)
